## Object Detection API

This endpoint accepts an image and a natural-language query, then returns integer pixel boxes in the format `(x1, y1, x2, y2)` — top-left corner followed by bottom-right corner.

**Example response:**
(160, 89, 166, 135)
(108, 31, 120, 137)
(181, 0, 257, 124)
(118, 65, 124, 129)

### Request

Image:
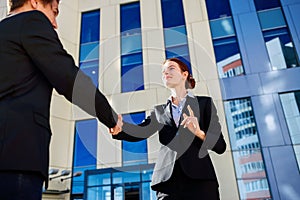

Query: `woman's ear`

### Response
(183, 71, 189, 79)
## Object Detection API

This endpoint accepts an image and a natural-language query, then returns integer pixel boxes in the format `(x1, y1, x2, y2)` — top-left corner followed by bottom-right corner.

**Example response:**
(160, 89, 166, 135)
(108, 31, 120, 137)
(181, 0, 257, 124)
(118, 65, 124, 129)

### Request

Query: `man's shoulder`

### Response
(1, 10, 48, 29)
(5, 10, 48, 23)
(19, 10, 48, 22)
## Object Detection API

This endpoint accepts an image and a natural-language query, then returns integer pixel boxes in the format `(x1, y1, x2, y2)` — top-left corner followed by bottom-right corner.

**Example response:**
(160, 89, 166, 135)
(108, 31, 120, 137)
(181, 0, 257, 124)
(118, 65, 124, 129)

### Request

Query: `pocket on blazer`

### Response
(34, 112, 51, 133)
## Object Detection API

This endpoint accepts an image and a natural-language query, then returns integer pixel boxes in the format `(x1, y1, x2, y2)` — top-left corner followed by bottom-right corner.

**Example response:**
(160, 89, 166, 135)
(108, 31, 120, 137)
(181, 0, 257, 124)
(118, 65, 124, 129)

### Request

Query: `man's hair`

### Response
(10, 0, 59, 11)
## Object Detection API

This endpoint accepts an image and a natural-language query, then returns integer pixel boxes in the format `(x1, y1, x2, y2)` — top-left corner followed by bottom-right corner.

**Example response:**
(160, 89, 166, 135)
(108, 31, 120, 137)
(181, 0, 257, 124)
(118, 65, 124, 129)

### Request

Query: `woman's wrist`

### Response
(195, 129, 206, 140)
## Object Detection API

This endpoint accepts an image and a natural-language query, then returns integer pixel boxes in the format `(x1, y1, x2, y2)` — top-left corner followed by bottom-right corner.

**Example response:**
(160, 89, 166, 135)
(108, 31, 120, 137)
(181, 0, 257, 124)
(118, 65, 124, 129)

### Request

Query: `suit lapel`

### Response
(156, 100, 176, 126)
(164, 100, 173, 121)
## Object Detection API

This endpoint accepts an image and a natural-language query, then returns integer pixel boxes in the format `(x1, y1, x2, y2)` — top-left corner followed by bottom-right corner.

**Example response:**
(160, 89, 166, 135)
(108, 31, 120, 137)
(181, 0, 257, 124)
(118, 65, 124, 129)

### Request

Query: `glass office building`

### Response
(2, 0, 299, 199)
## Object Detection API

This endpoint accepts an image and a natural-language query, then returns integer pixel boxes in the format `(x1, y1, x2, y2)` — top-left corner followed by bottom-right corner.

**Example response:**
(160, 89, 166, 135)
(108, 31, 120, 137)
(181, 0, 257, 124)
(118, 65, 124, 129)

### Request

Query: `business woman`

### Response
(112, 58, 226, 200)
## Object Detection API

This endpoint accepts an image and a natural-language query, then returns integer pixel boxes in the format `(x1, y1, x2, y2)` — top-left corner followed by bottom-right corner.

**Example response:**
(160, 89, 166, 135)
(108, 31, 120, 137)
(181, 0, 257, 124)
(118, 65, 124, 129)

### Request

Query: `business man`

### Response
(0, 0, 121, 199)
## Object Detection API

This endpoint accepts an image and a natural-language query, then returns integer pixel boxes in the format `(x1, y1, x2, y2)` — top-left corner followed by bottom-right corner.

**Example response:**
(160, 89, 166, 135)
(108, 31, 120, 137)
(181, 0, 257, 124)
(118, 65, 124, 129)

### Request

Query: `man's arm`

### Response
(21, 11, 117, 128)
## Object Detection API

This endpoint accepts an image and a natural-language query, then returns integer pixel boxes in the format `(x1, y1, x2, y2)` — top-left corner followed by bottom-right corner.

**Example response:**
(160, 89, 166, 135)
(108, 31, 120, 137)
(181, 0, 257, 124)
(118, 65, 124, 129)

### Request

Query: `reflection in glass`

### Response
(254, 1, 300, 70)
(87, 186, 111, 200)
(88, 173, 111, 187)
(85, 165, 155, 200)
(214, 36, 244, 78)
(114, 186, 123, 200)
(224, 98, 271, 199)
(279, 91, 300, 171)
(206, 0, 245, 78)
(142, 182, 156, 200)
(112, 171, 140, 184)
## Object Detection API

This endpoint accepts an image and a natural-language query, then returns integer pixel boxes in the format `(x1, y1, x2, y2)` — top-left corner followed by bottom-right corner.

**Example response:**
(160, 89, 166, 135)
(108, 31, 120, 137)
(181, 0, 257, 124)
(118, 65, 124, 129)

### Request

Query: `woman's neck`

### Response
(171, 87, 187, 105)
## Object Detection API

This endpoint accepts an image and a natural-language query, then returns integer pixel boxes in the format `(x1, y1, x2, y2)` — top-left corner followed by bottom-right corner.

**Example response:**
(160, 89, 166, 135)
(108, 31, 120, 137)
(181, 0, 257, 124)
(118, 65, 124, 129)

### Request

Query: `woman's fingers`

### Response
(187, 105, 194, 117)
(181, 106, 197, 129)
(181, 113, 188, 126)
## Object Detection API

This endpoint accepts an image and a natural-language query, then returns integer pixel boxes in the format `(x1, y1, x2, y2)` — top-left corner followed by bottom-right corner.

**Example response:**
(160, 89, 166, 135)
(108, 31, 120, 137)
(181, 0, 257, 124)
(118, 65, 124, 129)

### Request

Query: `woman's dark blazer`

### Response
(113, 96, 226, 189)
(0, 11, 117, 182)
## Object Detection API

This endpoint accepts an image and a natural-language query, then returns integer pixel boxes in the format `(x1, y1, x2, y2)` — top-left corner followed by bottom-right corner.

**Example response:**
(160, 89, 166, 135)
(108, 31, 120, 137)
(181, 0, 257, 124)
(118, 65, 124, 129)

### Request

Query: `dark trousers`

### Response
(0, 171, 44, 200)
(155, 162, 220, 200)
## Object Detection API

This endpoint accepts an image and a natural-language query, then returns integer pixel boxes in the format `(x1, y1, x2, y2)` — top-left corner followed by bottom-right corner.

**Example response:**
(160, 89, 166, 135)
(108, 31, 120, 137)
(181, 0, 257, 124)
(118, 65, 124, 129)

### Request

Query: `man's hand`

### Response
(109, 114, 123, 135)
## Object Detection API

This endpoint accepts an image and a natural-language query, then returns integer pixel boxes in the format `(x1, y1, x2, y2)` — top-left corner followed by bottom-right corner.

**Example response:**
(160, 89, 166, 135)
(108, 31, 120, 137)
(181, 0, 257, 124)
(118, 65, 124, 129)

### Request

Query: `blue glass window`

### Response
(161, 0, 185, 28)
(224, 98, 271, 199)
(279, 91, 300, 171)
(121, 3, 141, 33)
(84, 165, 155, 200)
(210, 17, 235, 39)
(72, 119, 97, 194)
(121, 2, 144, 93)
(161, 0, 191, 72)
(122, 112, 148, 166)
(79, 10, 100, 86)
(80, 11, 100, 43)
(72, 10, 101, 196)
(206, 0, 245, 78)
(79, 60, 99, 86)
(257, 8, 286, 31)
(213, 37, 240, 62)
(205, 0, 232, 20)
(254, 0, 281, 11)
(254, 1, 300, 69)
(121, 53, 144, 92)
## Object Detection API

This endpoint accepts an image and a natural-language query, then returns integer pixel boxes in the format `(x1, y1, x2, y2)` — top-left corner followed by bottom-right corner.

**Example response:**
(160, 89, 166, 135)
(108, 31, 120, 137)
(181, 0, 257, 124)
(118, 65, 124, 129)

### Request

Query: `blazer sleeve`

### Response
(113, 111, 161, 142)
(200, 97, 226, 155)
(20, 11, 117, 128)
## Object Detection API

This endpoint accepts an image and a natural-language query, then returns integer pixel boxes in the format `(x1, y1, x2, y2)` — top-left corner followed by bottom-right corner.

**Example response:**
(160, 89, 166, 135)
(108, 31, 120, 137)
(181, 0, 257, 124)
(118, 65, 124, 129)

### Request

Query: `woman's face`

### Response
(162, 61, 188, 89)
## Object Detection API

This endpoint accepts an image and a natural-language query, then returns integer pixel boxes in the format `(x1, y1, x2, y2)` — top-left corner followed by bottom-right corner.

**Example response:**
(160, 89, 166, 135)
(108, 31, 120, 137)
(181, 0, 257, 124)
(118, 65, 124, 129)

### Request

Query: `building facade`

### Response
(1, 0, 300, 200)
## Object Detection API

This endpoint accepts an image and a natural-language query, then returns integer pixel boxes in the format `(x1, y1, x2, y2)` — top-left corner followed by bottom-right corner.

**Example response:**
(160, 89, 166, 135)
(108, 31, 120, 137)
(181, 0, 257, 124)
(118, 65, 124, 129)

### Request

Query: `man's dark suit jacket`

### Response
(113, 96, 226, 189)
(0, 11, 117, 182)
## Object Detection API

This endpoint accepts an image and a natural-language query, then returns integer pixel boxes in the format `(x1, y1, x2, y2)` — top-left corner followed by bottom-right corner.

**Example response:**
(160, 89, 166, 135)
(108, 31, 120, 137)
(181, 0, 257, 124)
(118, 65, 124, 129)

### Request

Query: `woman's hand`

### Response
(181, 105, 206, 141)
(109, 114, 123, 135)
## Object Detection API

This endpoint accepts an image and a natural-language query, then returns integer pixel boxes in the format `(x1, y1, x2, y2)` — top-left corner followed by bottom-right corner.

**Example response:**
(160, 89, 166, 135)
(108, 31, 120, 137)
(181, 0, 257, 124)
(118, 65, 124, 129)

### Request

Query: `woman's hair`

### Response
(9, 0, 59, 11)
(163, 58, 196, 89)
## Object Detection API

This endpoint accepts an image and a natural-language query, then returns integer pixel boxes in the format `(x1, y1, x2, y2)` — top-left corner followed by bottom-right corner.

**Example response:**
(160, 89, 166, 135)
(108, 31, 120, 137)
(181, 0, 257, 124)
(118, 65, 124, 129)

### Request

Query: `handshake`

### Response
(109, 114, 124, 135)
